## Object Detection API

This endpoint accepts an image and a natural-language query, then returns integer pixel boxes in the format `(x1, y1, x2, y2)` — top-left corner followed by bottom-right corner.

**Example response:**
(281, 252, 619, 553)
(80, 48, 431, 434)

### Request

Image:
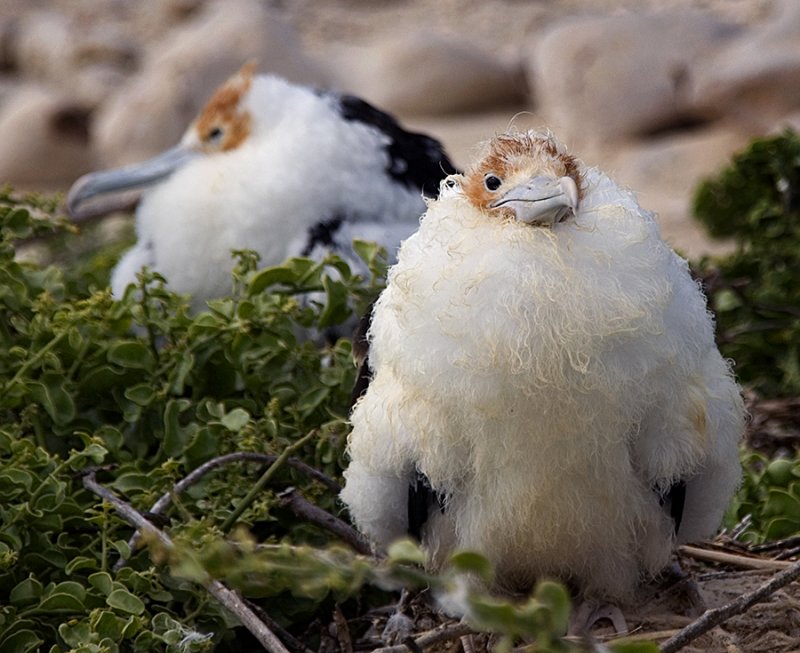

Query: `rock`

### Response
(93, 0, 330, 166)
(12, 11, 138, 81)
(690, 0, 800, 131)
(0, 86, 95, 187)
(529, 12, 739, 144)
(771, 111, 800, 134)
(605, 124, 750, 258)
(331, 31, 527, 115)
(8, 10, 138, 107)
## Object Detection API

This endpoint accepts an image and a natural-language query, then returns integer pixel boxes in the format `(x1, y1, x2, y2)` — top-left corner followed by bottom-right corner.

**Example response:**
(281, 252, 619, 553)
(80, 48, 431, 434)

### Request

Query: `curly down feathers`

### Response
(340, 131, 743, 602)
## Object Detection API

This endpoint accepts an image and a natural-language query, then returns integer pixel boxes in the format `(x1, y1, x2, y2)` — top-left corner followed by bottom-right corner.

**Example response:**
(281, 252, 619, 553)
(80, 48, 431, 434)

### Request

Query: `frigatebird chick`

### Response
(67, 62, 456, 311)
(341, 130, 743, 621)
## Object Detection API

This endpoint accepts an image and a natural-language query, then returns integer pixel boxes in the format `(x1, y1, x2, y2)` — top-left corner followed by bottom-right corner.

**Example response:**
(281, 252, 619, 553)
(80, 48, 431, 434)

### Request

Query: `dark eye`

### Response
(207, 126, 224, 142)
(484, 174, 502, 191)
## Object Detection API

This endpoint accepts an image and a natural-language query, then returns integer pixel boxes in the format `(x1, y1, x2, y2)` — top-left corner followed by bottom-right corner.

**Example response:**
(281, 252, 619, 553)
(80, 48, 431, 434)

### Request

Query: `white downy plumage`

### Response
(341, 130, 743, 602)
(67, 63, 455, 311)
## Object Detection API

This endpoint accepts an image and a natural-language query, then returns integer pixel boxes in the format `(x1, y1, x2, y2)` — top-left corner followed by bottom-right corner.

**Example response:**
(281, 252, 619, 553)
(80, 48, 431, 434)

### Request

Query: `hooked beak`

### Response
(491, 175, 579, 226)
(66, 145, 198, 221)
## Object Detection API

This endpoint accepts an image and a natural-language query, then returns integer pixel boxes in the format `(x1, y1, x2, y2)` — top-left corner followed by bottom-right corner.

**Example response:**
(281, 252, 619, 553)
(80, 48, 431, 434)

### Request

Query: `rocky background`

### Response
(0, 0, 798, 258)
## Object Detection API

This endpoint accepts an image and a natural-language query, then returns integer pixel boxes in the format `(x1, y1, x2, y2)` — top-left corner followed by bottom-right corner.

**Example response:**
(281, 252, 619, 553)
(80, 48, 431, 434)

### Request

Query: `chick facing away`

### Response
(341, 130, 744, 605)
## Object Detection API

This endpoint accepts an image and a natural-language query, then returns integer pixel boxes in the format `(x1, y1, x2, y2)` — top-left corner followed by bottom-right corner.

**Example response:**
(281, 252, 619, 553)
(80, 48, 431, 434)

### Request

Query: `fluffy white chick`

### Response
(67, 62, 456, 311)
(341, 130, 744, 605)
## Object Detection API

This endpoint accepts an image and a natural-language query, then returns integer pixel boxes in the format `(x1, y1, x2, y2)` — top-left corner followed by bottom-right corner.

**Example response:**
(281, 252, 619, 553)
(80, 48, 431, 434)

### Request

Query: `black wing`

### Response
(657, 479, 687, 536)
(335, 94, 459, 197)
(408, 469, 445, 542)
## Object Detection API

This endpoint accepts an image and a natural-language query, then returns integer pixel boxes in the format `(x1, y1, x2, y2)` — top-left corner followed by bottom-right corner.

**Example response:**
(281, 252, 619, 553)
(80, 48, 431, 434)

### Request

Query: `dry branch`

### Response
(659, 556, 800, 653)
(83, 470, 290, 653)
(679, 545, 793, 571)
(116, 450, 340, 571)
(370, 622, 473, 653)
(278, 487, 371, 555)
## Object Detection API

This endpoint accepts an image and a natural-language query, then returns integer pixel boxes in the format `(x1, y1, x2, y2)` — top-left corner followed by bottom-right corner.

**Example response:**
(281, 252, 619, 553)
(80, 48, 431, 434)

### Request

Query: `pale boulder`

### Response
(92, 0, 330, 166)
(529, 12, 739, 144)
(606, 124, 749, 258)
(690, 0, 800, 130)
(11, 10, 138, 105)
(0, 86, 95, 187)
(331, 31, 527, 115)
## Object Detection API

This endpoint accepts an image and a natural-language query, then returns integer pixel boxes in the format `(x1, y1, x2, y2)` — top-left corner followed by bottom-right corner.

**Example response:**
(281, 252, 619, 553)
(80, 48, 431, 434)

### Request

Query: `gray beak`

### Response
(66, 145, 198, 221)
(491, 175, 579, 226)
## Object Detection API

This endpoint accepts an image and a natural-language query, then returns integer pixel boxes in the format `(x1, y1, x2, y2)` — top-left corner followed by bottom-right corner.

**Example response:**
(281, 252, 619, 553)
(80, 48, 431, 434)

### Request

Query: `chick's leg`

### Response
(569, 599, 628, 635)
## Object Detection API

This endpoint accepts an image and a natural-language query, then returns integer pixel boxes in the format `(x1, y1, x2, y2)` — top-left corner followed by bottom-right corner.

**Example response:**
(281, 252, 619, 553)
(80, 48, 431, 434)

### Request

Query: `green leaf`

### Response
(318, 275, 350, 327)
(111, 540, 131, 559)
(93, 610, 124, 640)
(0, 468, 35, 491)
(57, 622, 92, 648)
(449, 551, 493, 583)
(221, 408, 250, 432)
(107, 341, 155, 371)
(764, 488, 800, 520)
(31, 372, 75, 426)
(533, 580, 571, 634)
(713, 289, 742, 312)
(297, 386, 329, 418)
(37, 592, 85, 613)
(250, 265, 299, 294)
(0, 629, 43, 653)
(387, 539, 427, 565)
(163, 398, 193, 457)
(88, 572, 114, 596)
(765, 516, 800, 540)
(106, 588, 146, 615)
(65, 556, 97, 574)
(124, 383, 156, 406)
(9, 577, 43, 606)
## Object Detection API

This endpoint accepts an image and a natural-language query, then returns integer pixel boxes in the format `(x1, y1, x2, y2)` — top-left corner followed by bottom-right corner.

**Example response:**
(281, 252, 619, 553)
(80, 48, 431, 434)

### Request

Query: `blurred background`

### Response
(0, 0, 797, 258)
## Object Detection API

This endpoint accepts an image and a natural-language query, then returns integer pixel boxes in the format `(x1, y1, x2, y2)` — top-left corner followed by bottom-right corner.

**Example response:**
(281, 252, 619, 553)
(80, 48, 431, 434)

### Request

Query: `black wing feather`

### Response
(335, 94, 459, 197)
(658, 479, 687, 536)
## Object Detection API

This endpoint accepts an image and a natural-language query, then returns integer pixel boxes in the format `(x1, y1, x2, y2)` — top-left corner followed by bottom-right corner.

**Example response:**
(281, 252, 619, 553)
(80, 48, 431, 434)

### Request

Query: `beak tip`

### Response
(560, 176, 580, 213)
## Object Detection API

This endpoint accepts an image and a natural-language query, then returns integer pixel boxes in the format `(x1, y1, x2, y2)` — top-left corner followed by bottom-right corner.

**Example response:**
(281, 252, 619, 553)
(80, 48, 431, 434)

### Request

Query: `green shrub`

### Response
(0, 191, 379, 651)
(726, 452, 800, 543)
(693, 129, 800, 398)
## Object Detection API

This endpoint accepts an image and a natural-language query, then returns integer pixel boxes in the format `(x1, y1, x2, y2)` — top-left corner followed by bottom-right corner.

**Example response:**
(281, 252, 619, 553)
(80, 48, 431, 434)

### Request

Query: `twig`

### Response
(775, 545, 800, 560)
(659, 556, 800, 653)
(278, 487, 371, 555)
(83, 470, 291, 653)
(117, 451, 340, 570)
(460, 634, 476, 653)
(608, 629, 681, 644)
(370, 622, 473, 653)
(245, 598, 315, 653)
(333, 605, 354, 653)
(749, 534, 800, 554)
(679, 545, 793, 571)
(220, 431, 319, 533)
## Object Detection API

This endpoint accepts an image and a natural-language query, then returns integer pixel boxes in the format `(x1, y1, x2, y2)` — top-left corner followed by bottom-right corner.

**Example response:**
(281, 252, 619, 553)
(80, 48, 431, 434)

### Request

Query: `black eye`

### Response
(207, 126, 224, 142)
(484, 174, 502, 191)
